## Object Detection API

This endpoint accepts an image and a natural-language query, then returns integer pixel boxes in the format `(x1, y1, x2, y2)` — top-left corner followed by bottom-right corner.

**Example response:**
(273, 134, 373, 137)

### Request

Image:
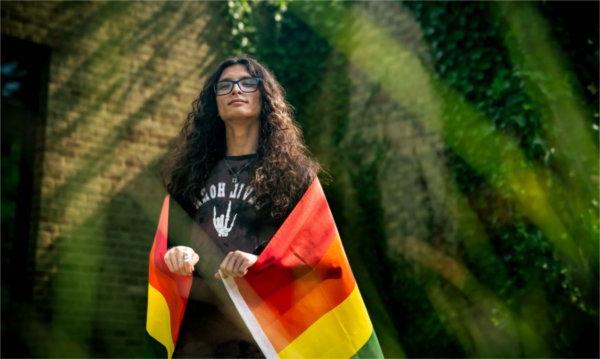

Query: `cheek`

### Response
(216, 98, 227, 114)
(252, 94, 262, 114)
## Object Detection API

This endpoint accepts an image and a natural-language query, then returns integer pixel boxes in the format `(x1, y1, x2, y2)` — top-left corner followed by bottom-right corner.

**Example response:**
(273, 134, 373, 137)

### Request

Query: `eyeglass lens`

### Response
(215, 78, 259, 95)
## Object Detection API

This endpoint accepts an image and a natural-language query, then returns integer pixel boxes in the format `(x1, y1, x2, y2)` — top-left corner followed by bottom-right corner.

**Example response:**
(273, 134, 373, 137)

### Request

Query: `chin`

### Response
(224, 114, 259, 123)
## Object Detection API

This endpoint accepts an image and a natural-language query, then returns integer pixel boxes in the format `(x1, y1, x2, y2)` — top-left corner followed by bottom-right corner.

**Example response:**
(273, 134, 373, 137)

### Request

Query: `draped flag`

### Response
(222, 178, 383, 358)
(146, 196, 192, 359)
(146, 178, 383, 358)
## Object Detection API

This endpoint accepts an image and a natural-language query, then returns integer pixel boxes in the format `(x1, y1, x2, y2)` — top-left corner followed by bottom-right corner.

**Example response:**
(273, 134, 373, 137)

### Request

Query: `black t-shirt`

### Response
(193, 153, 277, 255)
(173, 153, 278, 358)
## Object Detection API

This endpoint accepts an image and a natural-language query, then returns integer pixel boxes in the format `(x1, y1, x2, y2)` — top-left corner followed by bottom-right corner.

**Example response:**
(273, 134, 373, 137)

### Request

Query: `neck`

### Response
(224, 120, 259, 156)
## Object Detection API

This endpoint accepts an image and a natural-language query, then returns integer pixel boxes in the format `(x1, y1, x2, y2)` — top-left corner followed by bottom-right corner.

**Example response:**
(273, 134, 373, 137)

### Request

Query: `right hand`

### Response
(214, 250, 258, 279)
(164, 246, 199, 276)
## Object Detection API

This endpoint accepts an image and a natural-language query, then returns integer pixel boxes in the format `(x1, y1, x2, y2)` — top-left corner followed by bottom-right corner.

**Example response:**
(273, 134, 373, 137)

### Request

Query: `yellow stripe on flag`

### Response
(278, 285, 373, 358)
(146, 284, 175, 359)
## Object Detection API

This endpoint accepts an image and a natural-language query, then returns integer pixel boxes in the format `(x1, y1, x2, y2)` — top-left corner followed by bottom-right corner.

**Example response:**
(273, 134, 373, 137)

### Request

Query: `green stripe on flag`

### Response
(354, 330, 384, 358)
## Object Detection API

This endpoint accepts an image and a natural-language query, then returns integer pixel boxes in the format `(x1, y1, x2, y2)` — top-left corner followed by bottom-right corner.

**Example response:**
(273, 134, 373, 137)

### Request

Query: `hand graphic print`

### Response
(213, 200, 237, 237)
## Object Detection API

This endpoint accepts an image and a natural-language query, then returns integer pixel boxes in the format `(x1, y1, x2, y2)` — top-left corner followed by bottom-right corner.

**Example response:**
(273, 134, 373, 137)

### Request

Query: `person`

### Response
(160, 55, 322, 357)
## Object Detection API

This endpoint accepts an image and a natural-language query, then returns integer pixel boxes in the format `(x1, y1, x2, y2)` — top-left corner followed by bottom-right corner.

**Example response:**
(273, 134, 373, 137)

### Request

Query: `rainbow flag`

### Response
(221, 177, 383, 358)
(146, 195, 192, 359)
(146, 178, 383, 358)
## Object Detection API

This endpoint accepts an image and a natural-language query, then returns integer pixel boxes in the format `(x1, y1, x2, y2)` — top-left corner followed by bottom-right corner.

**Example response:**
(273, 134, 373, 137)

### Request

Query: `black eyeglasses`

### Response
(214, 77, 261, 96)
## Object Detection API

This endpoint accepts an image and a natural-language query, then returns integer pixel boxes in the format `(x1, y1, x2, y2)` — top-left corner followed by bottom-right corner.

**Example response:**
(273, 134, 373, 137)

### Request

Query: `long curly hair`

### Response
(162, 55, 322, 222)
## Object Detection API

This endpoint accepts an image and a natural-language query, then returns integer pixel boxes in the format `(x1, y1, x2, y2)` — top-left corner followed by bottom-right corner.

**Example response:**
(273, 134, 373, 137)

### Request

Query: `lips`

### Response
(228, 98, 248, 105)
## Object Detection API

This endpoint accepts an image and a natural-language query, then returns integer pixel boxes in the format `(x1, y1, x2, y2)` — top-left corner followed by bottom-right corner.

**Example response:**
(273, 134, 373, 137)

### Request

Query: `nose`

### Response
(231, 82, 243, 95)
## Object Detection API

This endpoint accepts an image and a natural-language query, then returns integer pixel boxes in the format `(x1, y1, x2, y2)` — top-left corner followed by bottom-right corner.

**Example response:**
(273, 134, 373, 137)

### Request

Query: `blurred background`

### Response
(1, 1, 598, 357)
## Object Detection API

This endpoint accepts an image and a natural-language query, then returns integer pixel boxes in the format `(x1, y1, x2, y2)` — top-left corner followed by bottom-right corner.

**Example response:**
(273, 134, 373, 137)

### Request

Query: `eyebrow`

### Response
(219, 75, 252, 81)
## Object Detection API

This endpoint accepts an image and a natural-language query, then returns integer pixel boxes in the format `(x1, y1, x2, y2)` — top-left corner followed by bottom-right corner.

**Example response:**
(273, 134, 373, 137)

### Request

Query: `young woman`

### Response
(161, 55, 322, 357)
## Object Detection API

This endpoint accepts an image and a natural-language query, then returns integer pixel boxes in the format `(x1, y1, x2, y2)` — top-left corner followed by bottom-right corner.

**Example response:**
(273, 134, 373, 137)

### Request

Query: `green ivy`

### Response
(224, 1, 598, 357)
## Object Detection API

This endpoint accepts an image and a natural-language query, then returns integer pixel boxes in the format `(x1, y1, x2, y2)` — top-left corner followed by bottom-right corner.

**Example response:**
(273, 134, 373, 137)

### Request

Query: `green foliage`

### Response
(224, 1, 598, 357)
(406, 1, 597, 356)
(407, 2, 551, 164)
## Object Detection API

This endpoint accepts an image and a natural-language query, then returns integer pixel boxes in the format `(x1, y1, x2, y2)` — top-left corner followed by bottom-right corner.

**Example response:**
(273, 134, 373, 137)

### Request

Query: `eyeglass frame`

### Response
(214, 77, 262, 96)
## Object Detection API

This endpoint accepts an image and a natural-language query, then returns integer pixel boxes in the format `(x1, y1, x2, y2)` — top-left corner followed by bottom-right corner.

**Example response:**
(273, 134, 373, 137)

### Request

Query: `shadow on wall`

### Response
(1, 1, 236, 357)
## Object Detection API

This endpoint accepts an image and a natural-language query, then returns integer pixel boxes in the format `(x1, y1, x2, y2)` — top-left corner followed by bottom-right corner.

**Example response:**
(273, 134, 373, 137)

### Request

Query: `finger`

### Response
(220, 252, 235, 277)
(165, 251, 176, 273)
(179, 250, 191, 275)
(189, 252, 199, 273)
(239, 260, 254, 276)
(181, 250, 193, 275)
(224, 258, 237, 278)
(219, 252, 231, 273)
(230, 252, 245, 276)
(174, 250, 186, 275)
(232, 252, 248, 277)
(235, 251, 257, 276)
(181, 259, 191, 275)
(214, 269, 226, 280)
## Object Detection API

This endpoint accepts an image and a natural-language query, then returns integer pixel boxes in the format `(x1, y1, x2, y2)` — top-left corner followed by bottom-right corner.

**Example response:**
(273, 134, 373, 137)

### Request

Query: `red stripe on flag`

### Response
(236, 234, 356, 351)
(243, 178, 337, 306)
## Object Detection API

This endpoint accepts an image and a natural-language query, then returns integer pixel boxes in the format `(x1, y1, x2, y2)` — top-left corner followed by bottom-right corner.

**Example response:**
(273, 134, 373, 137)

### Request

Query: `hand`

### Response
(214, 250, 258, 279)
(164, 246, 199, 276)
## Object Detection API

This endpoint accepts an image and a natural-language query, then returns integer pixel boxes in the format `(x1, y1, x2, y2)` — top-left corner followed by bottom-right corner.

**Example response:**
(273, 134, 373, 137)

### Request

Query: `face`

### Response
(215, 64, 262, 124)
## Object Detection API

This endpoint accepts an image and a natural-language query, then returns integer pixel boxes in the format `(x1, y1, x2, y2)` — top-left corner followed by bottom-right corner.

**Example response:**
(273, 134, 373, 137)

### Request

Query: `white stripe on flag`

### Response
(221, 274, 279, 359)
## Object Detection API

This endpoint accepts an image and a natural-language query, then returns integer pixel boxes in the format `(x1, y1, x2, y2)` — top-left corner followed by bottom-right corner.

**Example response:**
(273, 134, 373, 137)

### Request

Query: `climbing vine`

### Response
(222, 1, 598, 357)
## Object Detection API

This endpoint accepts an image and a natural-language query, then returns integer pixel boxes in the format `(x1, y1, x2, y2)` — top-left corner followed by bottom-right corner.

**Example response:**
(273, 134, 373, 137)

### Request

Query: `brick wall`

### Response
(1, 1, 229, 356)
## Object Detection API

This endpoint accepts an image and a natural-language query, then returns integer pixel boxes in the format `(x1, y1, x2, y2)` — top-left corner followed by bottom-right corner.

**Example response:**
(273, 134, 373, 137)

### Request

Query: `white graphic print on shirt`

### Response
(213, 201, 237, 237)
(194, 180, 261, 238)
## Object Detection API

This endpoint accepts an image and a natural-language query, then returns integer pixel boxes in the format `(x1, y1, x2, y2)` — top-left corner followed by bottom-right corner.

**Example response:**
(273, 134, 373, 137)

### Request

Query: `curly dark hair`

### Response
(161, 55, 322, 222)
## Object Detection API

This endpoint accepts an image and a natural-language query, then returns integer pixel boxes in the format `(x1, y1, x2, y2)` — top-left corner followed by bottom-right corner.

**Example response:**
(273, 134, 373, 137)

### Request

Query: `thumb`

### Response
(192, 252, 200, 266)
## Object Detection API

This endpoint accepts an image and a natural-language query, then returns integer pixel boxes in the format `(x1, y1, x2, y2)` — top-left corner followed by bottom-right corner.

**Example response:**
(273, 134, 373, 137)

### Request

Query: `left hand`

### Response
(214, 250, 258, 279)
